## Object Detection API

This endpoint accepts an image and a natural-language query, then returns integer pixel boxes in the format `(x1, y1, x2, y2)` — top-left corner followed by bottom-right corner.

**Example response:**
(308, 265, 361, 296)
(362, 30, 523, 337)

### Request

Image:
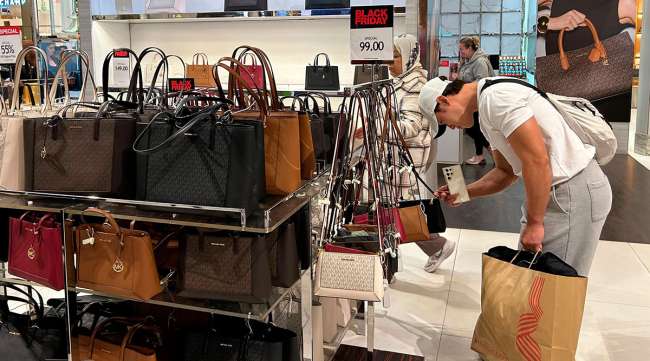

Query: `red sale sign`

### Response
(0, 26, 21, 64)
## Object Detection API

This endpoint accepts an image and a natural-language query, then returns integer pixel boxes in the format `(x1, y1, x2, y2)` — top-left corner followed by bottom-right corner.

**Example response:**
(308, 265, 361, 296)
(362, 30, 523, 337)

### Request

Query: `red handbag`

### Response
(8, 213, 64, 290)
(238, 52, 265, 90)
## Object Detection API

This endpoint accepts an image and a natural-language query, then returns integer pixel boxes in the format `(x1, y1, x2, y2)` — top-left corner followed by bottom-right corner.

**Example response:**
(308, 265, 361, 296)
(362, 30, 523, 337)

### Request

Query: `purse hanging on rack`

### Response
(75, 208, 162, 300)
(8, 212, 64, 290)
(186, 53, 216, 88)
(305, 53, 340, 91)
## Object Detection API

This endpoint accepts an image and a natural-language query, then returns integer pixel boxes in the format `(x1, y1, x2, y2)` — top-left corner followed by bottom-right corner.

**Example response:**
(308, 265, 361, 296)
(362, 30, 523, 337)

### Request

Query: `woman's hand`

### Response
(435, 185, 462, 207)
(548, 10, 586, 31)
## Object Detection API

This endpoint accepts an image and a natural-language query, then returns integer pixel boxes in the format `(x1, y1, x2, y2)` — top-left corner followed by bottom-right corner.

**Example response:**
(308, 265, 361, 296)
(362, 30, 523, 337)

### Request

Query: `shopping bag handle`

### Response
(510, 250, 541, 269)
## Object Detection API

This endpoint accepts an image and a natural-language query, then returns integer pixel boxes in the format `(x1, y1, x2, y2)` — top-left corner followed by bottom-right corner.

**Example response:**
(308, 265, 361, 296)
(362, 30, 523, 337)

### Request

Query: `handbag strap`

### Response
(232, 46, 282, 110)
(558, 18, 607, 71)
(11, 46, 52, 113)
(102, 48, 141, 108)
(313, 53, 331, 67)
(213, 56, 269, 121)
(240, 52, 258, 66)
(49, 50, 98, 107)
(192, 52, 208, 65)
(83, 207, 121, 235)
(88, 316, 134, 358)
(307, 92, 332, 114)
(280, 96, 306, 112)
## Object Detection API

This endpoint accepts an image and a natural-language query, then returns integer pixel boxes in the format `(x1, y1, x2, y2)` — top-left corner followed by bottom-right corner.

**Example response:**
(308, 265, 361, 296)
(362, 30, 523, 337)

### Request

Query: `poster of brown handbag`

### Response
(536, 18, 633, 101)
(186, 53, 216, 88)
(75, 208, 162, 300)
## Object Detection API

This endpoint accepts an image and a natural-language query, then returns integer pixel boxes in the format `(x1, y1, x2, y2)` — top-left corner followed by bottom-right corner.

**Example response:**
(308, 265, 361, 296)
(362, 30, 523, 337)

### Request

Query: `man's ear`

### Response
(436, 95, 449, 108)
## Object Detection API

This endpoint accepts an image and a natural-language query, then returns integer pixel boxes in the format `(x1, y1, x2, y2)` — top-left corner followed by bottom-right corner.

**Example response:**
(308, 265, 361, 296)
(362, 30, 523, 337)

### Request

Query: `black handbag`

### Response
(133, 97, 265, 211)
(305, 53, 340, 91)
(353, 65, 389, 85)
(224, 0, 267, 11)
(305, 92, 340, 162)
(282, 95, 327, 162)
(178, 230, 273, 303)
(268, 222, 300, 288)
(487, 246, 581, 277)
(305, 0, 350, 9)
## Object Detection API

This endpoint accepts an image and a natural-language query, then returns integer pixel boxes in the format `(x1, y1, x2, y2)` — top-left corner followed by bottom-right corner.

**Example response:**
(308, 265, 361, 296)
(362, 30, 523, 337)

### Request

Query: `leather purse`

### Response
(267, 222, 300, 288)
(220, 50, 302, 195)
(224, 0, 268, 11)
(301, 95, 328, 160)
(281, 96, 316, 179)
(397, 202, 429, 242)
(353, 65, 389, 85)
(133, 96, 264, 211)
(305, 53, 340, 91)
(314, 245, 384, 302)
(8, 212, 64, 290)
(536, 18, 634, 101)
(75, 317, 159, 361)
(75, 208, 162, 300)
(178, 229, 272, 303)
(186, 53, 216, 88)
(238, 52, 265, 90)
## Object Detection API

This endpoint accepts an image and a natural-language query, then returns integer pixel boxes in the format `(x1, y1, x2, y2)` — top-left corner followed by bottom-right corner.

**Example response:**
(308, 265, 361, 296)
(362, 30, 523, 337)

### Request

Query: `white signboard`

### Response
(0, 26, 22, 64)
(350, 5, 393, 64)
(112, 50, 131, 88)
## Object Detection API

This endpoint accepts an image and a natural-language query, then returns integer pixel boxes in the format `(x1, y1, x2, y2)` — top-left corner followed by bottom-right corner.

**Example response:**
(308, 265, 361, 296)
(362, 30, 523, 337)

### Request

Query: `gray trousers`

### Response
(520, 160, 612, 276)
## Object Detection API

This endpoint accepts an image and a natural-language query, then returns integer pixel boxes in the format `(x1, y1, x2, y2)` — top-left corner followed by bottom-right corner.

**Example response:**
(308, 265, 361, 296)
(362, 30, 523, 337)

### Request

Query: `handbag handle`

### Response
(558, 18, 607, 71)
(307, 92, 333, 114)
(119, 318, 159, 361)
(313, 53, 331, 67)
(280, 96, 306, 112)
(232, 46, 282, 110)
(88, 316, 135, 359)
(83, 207, 122, 235)
(102, 48, 141, 108)
(213, 56, 269, 121)
(192, 52, 208, 65)
(240, 52, 258, 66)
(10, 46, 52, 113)
(49, 50, 98, 107)
(0, 283, 45, 323)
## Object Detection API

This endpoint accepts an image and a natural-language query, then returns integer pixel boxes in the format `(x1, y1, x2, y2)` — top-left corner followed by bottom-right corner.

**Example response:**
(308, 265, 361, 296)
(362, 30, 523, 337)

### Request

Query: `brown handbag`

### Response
(536, 18, 634, 101)
(75, 317, 158, 361)
(298, 108, 316, 180)
(186, 53, 216, 88)
(397, 204, 430, 242)
(213, 52, 302, 195)
(75, 208, 161, 300)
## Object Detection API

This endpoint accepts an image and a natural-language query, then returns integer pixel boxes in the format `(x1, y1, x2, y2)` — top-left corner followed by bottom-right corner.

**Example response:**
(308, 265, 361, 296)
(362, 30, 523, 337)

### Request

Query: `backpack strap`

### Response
(479, 78, 549, 99)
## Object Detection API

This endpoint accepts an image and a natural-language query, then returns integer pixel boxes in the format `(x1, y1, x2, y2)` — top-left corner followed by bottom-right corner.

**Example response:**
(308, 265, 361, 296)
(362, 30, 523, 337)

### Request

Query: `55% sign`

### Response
(0, 27, 22, 64)
(350, 5, 394, 64)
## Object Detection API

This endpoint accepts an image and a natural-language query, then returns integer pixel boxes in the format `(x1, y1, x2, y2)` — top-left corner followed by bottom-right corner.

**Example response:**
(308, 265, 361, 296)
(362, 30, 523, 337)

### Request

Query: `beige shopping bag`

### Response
(471, 252, 588, 361)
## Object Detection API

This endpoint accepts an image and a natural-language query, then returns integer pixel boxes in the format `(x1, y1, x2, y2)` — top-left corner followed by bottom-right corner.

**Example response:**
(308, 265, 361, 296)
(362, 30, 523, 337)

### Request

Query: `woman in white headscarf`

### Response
(389, 34, 455, 273)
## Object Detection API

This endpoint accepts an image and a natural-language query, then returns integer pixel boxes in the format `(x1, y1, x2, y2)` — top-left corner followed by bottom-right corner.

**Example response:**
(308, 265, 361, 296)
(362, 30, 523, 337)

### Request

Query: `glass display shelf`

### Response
(70, 272, 304, 322)
(0, 172, 327, 233)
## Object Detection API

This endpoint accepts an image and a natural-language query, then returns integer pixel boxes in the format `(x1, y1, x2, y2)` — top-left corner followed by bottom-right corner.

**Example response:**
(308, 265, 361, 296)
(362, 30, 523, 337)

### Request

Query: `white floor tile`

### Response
(630, 243, 650, 273)
(587, 241, 650, 306)
(436, 335, 482, 361)
(341, 318, 441, 358)
(578, 301, 650, 361)
(440, 289, 480, 339)
(457, 229, 519, 253)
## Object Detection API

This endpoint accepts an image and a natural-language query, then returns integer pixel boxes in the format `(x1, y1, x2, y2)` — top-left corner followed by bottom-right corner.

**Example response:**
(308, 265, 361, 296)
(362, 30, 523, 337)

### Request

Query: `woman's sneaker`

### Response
(424, 238, 457, 273)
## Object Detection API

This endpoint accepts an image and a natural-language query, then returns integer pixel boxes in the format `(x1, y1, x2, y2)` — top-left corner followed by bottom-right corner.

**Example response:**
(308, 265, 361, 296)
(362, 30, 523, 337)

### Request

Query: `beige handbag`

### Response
(314, 250, 384, 302)
(0, 46, 54, 191)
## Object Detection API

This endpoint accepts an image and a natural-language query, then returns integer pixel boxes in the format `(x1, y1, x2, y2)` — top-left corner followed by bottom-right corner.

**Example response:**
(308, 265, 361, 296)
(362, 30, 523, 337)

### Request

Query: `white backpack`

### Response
(481, 79, 617, 165)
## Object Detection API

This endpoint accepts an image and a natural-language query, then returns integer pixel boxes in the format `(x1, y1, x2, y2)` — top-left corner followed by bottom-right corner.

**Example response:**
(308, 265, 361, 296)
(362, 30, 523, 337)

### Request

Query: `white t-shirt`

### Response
(477, 78, 595, 185)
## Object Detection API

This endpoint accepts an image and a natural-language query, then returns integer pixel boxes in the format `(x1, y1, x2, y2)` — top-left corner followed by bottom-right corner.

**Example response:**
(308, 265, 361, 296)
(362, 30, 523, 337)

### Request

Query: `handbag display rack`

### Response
(0, 46, 334, 361)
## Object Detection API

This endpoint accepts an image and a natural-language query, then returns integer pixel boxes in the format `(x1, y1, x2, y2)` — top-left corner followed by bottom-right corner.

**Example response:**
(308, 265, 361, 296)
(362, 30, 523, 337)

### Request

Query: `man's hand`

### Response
(549, 10, 586, 31)
(435, 185, 462, 207)
(521, 223, 544, 252)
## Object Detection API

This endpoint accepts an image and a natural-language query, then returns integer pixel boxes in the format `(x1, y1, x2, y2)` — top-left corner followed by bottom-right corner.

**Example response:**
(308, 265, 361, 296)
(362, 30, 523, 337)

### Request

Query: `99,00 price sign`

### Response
(350, 6, 394, 64)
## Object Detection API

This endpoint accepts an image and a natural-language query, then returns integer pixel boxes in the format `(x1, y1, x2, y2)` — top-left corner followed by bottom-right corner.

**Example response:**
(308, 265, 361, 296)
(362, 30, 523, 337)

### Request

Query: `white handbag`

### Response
(314, 250, 384, 302)
(145, 0, 186, 13)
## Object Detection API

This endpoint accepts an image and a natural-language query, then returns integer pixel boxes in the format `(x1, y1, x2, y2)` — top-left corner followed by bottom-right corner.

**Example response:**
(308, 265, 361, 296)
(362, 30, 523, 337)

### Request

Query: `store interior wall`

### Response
(91, 16, 407, 88)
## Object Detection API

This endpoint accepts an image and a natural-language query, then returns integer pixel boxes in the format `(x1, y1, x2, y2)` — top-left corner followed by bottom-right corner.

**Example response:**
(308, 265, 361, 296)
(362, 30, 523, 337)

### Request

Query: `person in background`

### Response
(388, 34, 456, 273)
(456, 36, 494, 165)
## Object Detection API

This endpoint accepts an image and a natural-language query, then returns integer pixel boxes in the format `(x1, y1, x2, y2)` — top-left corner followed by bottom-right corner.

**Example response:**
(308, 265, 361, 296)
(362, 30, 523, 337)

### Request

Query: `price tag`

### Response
(168, 78, 195, 92)
(0, 26, 21, 64)
(350, 6, 394, 64)
(112, 50, 131, 88)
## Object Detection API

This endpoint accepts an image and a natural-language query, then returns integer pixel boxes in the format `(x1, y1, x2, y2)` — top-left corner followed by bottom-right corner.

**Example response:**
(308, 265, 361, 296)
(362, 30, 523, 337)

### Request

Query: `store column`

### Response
(636, 0, 650, 155)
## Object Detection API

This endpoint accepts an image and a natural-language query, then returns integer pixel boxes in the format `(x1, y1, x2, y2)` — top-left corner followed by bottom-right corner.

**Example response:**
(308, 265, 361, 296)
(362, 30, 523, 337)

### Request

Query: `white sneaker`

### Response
(424, 238, 457, 273)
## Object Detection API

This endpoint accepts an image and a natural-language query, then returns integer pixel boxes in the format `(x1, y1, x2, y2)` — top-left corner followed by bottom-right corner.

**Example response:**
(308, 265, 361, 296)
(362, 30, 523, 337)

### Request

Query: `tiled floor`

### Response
(341, 229, 650, 361)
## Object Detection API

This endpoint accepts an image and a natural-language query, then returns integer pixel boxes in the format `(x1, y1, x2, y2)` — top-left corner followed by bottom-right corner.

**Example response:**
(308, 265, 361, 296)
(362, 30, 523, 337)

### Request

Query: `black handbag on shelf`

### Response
(268, 221, 300, 288)
(305, 53, 340, 91)
(178, 230, 273, 303)
(282, 95, 327, 162)
(353, 65, 389, 85)
(224, 0, 268, 11)
(305, 92, 340, 162)
(133, 97, 265, 211)
(305, 0, 350, 9)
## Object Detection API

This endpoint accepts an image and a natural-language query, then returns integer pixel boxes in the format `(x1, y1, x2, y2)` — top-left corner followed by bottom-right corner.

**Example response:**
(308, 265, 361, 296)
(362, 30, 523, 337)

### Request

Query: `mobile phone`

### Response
(442, 165, 470, 204)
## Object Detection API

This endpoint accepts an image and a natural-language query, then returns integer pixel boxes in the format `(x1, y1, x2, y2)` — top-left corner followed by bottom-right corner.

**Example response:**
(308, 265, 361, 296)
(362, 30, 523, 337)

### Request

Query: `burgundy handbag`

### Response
(237, 53, 265, 90)
(8, 213, 64, 290)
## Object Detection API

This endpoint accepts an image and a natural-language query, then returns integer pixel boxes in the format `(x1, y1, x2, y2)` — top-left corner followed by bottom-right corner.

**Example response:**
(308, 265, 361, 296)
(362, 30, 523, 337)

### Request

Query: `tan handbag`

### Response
(75, 208, 161, 300)
(75, 317, 158, 361)
(314, 249, 384, 302)
(298, 110, 316, 180)
(186, 53, 216, 88)
(398, 203, 430, 242)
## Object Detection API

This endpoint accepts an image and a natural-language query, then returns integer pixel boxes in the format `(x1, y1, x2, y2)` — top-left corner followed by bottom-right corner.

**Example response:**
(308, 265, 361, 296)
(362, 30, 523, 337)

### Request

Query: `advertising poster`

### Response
(535, 0, 637, 123)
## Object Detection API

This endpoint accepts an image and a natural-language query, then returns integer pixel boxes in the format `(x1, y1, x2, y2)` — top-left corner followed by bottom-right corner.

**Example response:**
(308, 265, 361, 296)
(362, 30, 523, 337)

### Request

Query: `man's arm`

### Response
(507, 117, 551, 228)
(466, 150, 518, 199)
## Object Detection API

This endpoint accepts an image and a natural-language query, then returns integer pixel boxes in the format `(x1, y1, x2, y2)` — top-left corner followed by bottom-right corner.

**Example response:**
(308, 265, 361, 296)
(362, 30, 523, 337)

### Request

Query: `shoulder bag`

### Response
(305, 53, 340, 91)
(186, 53, 216, 88)
(280, 96, 316, 179)
(75, 208, 162, 300)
